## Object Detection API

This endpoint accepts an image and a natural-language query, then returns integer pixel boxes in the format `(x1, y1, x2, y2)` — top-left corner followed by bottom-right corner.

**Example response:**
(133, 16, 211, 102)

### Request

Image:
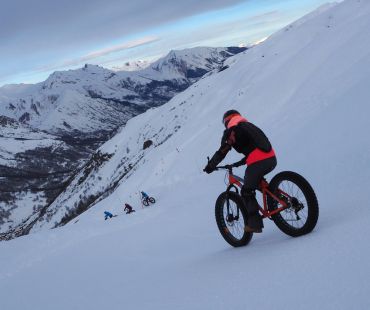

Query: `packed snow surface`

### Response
(1, 0, 370, 309)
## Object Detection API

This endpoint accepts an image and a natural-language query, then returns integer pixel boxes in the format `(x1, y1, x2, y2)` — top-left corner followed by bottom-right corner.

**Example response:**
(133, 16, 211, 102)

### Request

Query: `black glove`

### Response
(232, 157, 246, 168)
(204, 151, 224, 174)
(204, 162, 217, 174)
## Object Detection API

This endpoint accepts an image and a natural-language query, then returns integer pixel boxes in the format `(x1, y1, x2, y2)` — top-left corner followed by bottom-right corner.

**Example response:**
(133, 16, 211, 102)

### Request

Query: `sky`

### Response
(0, 0, 331, 87)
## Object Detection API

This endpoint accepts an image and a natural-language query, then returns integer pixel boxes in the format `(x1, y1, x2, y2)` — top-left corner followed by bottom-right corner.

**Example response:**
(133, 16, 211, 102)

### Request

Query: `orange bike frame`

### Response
(228, 172, 290, 219)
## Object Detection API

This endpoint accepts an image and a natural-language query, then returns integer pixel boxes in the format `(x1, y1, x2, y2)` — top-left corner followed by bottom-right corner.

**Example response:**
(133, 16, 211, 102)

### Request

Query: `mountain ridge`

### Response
(0, 46, 246, 135)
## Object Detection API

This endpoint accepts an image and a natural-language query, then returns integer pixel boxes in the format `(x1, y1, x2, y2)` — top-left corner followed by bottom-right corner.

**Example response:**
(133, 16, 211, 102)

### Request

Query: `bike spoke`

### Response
(277, 180, 310, 230)
(222, 199, 245, 240)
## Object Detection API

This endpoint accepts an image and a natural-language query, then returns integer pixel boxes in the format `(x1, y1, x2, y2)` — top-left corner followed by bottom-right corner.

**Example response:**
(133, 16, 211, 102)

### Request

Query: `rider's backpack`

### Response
(239, 121, 272, 152)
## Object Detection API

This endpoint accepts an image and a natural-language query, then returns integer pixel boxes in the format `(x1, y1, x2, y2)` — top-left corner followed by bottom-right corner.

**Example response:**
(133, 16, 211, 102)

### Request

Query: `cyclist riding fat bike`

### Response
(204, 110, 277, 233)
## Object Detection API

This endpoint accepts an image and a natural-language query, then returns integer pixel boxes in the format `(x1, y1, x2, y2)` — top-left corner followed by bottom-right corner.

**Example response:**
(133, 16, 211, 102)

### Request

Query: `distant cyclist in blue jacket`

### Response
(104, 211, 113, 220)
(141, 191, 156, 206)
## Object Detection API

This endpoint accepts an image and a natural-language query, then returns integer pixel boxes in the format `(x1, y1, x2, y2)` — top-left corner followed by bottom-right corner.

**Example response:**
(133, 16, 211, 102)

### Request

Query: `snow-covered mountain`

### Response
(0, 46, 245, 233)
(111, 59, 152, 71)
(0, 47, 245, 135)
(1, 1, 370, 308)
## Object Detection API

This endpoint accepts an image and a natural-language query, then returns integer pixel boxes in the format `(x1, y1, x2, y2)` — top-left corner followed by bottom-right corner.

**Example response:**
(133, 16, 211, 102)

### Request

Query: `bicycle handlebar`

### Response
(215, 165, 232, 170)
(206, 156, 238, 172)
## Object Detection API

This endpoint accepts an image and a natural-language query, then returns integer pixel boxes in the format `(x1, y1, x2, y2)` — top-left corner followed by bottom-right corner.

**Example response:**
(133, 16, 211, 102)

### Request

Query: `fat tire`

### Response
(143, 199, 149, 207)
(267, 171, 319, 237)
(149, 197, 156, 204)
(215, 191, 253, 247)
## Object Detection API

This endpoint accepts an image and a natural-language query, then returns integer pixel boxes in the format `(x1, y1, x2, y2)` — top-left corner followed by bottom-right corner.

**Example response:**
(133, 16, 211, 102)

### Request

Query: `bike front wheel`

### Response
(267, 171, 319, 237)
(142, 199, 149, 206)
(215, 191, 253, 247)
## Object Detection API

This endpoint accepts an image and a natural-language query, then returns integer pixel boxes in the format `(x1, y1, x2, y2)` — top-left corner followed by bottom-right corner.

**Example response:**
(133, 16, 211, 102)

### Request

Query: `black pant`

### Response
(242, 156, 277, 228)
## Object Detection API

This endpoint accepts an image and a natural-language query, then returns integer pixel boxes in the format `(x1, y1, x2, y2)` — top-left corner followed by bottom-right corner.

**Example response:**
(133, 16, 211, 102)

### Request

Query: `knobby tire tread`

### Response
(215, 191, 253, 247)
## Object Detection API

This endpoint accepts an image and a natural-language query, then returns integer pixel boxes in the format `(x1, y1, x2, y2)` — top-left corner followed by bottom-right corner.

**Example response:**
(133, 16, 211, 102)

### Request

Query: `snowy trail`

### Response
(1, 175, 369, 310)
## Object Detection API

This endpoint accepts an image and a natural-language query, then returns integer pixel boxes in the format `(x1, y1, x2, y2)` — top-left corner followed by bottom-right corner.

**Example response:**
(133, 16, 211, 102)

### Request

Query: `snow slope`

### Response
(1, 0, 370, 309)
(0, 47, 245, 234)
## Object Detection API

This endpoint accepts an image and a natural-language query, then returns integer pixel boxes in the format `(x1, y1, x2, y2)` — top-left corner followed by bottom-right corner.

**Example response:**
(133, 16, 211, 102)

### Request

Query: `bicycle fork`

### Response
(226, 186, 240, 223)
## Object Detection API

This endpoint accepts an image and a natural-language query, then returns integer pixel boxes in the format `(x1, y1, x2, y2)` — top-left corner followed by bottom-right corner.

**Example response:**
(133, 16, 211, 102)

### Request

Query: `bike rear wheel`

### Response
(149, 197, 156, 204)
(267, 171, 319, 237)
(215, 191, 253, 247)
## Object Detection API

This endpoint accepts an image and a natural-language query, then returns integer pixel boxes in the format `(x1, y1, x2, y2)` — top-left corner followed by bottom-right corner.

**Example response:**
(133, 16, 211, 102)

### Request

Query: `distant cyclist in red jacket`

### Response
(124, 203, 135, 214)
(204, 110, 277, 232)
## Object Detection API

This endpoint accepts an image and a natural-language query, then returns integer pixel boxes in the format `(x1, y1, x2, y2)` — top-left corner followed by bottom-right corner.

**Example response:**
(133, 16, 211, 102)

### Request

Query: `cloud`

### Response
(82, 36, 160, 61)
(0, 0, 246, 57)
(247, 10, 281, 22)
(1, 0, 327, 86)
(0, 0, 246, 84)
(32, 36, 159, 73)
(40, 36, 160, 72)
(153, 9, 284, 52)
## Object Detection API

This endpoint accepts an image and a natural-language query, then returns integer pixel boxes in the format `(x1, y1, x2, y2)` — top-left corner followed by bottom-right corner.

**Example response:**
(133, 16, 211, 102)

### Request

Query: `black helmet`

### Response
(222, 109, 240, 127)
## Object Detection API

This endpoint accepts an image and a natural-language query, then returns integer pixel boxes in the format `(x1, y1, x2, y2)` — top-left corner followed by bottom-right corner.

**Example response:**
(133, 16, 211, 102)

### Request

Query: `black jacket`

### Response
(208, 120, 272, 169)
